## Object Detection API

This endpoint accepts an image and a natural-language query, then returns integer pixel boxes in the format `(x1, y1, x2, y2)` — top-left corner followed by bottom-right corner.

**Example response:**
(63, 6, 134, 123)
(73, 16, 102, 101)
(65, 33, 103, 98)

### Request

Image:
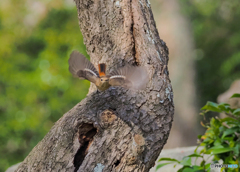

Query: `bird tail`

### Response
(98, 63, 106, 76)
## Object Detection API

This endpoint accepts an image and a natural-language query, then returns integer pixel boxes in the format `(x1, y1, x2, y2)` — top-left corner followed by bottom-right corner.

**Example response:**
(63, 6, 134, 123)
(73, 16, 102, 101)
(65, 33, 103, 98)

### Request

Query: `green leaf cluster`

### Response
(157, 94, 240, 172)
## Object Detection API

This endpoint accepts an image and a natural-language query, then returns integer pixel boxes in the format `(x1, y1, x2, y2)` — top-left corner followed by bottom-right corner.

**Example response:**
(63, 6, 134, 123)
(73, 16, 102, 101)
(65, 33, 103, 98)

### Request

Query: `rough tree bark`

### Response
(16, 0, 174, 171)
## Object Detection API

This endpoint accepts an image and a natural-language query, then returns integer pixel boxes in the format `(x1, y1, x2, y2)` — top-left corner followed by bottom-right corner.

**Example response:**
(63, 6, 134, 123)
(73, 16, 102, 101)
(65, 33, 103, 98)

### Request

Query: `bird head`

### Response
(100, 76, 109, 83)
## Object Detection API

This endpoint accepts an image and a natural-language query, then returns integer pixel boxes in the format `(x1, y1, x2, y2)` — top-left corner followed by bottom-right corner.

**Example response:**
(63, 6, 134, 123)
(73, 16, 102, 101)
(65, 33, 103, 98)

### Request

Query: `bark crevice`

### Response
(130, 0, 137, 65)
(74, 123, 97, 172)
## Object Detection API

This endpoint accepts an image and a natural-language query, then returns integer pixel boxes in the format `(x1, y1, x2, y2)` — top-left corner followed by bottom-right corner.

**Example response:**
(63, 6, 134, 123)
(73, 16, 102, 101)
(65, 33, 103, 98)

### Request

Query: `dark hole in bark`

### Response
(74, 123, 97, 172)
(114, 160, 120, 167)
(109, 108, 116, 111)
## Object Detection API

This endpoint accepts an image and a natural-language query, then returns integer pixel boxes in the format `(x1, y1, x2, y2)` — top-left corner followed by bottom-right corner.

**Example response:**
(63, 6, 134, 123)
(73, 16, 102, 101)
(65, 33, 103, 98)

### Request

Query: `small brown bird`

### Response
(68, 51, 148, 91)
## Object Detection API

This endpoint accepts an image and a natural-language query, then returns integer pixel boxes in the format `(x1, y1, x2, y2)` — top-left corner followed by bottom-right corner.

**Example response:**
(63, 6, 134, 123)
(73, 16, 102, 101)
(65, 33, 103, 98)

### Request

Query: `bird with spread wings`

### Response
(68, 51, 149, 91)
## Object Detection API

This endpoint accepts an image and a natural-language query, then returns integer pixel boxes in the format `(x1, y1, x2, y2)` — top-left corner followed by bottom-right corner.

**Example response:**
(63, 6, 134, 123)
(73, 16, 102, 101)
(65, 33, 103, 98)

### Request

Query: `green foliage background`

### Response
(0, 1, 89, 171)
(181, 0, 240, 106)
(0, 0, 240, 171)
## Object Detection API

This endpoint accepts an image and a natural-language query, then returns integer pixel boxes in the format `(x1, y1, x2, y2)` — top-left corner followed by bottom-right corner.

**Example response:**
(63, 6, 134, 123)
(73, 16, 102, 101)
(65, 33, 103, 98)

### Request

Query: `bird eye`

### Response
(101, 79, 103, 81)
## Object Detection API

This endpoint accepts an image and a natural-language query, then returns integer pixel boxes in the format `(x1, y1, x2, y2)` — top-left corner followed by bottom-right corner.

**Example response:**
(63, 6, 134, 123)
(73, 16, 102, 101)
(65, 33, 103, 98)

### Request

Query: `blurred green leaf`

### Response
(156, 163, 172, 170)
(200, 160, 205, 167)
(158, 157, 180, 163)
(231, 93, 240, 98)
(209, 147, 233, 154)
(201, 102, 221, 112)
(187, 153, 203, 158)
(233, 143, 240, 155)
(217, 103, 231, 112)
(178, 166, 204, 172)
(221, 127, 239, 139)
(204, 163, 211, 172)
(233, 108, 240, 115)
(180, 157, 192, 166)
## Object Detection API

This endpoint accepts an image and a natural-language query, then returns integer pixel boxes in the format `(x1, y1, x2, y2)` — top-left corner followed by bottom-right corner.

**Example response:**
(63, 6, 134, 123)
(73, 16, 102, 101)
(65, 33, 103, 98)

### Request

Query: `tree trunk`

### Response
(16, 0, 174, 171)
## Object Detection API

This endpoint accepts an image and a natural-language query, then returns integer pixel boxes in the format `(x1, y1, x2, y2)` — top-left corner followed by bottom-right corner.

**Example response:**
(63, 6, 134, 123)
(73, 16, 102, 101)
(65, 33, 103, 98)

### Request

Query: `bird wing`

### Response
(109, 64, 149, 90)
(68, 51, 100, 84)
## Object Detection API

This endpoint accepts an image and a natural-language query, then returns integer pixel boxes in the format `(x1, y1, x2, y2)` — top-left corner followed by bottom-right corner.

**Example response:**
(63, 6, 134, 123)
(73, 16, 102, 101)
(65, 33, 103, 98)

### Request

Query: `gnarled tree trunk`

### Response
(16, 0, 174, 171)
